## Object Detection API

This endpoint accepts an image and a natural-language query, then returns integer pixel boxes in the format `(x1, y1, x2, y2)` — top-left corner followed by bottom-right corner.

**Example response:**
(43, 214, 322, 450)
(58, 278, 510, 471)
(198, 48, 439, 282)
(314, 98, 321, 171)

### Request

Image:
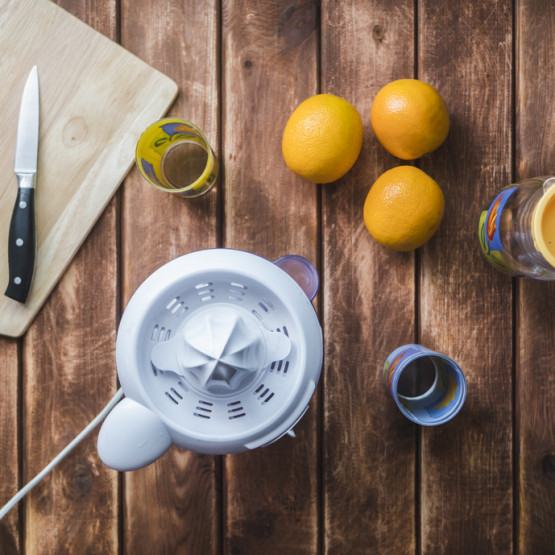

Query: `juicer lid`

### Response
(114, 249, 323, 454)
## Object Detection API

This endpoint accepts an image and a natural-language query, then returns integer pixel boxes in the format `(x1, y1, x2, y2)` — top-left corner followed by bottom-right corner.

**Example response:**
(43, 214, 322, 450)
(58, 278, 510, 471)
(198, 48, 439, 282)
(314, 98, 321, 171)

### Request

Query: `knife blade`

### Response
(5, 66, 39, 304)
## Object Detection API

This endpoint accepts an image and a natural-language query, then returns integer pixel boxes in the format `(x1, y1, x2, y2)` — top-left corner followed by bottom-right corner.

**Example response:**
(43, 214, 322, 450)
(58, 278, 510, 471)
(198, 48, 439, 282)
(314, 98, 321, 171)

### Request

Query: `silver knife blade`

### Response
(14, 66, 39, 175)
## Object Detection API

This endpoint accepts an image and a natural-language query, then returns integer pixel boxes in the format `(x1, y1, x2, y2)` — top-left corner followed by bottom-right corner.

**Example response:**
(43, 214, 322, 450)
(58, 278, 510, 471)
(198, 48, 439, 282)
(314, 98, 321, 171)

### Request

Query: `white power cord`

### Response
(0, 387, 124, 520)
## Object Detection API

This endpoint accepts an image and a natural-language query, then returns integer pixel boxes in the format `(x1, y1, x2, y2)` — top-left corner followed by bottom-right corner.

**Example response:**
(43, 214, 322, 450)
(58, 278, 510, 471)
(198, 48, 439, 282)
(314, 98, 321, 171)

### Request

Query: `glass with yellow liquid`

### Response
(136, 118, 217, 197)
(479, 176, 555, 279)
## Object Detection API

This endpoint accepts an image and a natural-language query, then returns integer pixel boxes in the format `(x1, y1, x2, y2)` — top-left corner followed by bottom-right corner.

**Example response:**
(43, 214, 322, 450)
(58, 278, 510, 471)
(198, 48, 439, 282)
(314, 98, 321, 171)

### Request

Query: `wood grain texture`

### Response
(0, 0, 177, 337)
(418, 1, 514, 552)
(321, 1, 417, 552)
(0, 338, 20, 554)
(24, 213, 119, 554)
(516, 1, 555, 551)
(516, 281, 555, 552)
(222, 1, 319, 552)
(23, 2, 119, 551)
(121, 1, 221, 553)
(2, 3, 555, 553)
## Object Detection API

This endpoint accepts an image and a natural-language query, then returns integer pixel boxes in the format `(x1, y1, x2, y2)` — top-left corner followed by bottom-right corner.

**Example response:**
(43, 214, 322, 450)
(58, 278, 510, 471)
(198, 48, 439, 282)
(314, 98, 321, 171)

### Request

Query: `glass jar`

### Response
(478, 176, 555, 279)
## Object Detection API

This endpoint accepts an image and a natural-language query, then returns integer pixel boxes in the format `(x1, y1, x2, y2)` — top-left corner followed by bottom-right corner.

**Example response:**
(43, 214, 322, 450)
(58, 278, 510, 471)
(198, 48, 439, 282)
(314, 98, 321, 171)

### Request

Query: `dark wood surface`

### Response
(419, 2, 514, 552)
(1, 0, 554, 553)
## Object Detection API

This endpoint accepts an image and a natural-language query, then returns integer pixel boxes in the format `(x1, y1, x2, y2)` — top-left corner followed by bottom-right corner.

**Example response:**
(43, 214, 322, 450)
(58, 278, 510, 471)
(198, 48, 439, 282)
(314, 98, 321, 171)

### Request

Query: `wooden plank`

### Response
(321, 1, 417, 552)
(515, 1, 555, 550)
(222, 1, 319, 551)
(22, 2, 119, 553)
(120, 1, 221, 553)
(516, 281, 555, 551)
(418, 1, 514, 552)
(0, 338, 20, 554)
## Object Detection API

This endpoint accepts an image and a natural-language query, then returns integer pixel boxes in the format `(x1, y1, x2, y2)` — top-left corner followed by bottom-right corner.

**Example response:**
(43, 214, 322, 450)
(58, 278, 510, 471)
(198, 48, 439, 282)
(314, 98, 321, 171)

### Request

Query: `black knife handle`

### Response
(5, 187, 35, 303)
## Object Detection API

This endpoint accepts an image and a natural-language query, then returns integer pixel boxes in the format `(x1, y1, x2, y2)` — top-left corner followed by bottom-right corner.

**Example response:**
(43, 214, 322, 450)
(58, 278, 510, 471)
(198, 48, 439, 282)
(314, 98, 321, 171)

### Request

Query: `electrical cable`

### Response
(0, 387, 124, 520)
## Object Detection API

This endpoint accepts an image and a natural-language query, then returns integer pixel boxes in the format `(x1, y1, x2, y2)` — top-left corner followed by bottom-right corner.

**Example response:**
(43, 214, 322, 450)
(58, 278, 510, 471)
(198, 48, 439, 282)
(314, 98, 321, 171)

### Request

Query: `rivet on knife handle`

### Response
(5, 179, 36, 303)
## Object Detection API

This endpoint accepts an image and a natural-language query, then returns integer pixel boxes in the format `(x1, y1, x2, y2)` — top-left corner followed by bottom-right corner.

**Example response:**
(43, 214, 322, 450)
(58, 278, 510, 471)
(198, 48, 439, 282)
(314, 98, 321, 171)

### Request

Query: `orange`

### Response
(370, 79, 449, 160)
(363, 166, 444, 251)
(282, 94, 363, 183)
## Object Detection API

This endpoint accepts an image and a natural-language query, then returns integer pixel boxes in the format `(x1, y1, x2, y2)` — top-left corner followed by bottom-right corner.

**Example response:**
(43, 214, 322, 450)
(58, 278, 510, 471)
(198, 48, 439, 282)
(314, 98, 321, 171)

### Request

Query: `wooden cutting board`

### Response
(0, 0, 178, 337)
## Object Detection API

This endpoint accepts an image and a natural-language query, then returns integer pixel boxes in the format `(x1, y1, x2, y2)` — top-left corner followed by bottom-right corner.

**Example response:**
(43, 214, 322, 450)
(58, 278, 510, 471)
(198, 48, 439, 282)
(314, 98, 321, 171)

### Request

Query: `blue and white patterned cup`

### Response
(383, 344, 467, 426)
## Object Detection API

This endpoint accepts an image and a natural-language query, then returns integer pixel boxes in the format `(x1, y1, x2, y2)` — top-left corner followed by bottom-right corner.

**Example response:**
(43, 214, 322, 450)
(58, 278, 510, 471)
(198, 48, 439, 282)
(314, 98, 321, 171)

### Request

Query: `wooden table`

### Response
(1, 0, 554, 553)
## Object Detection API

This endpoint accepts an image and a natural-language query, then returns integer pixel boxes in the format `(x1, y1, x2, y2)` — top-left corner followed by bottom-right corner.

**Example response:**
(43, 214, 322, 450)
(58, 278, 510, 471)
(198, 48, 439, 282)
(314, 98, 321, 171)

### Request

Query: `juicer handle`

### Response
(97, 398, 172, 471)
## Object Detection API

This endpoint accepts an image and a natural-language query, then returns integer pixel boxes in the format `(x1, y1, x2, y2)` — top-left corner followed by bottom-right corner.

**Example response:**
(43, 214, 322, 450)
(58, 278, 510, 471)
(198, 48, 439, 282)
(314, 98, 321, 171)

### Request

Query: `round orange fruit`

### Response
(370, 79, 449, 160)
(282, 94, 363, 183)
(363, 165, 444, 251)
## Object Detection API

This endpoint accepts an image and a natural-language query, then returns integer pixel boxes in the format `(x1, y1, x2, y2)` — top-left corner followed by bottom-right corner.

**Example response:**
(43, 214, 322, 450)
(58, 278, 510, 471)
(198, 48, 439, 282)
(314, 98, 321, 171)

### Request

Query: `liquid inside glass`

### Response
(397, 356, 437, 398)
(162, 141, 209, 189)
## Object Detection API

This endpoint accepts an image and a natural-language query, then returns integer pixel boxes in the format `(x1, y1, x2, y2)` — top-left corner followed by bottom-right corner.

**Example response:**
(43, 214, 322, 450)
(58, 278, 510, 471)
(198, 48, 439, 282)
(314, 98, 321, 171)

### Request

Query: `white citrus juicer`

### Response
(97, 249, 323, 471)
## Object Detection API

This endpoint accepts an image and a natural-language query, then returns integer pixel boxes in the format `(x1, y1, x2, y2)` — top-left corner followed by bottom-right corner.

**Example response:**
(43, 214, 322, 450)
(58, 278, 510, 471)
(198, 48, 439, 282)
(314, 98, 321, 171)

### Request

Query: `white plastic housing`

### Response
(98, 249, 323, 471)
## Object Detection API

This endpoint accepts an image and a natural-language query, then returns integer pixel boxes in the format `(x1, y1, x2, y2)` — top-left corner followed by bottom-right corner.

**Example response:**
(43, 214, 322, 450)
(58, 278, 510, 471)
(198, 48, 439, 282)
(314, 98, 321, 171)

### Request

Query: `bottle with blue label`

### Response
(478, 176, 555, 279)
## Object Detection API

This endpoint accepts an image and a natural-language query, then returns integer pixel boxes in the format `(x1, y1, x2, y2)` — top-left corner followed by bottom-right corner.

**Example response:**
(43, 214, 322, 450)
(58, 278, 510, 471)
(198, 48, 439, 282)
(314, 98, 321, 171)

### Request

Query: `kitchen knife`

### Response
(5, 66, 39, 303)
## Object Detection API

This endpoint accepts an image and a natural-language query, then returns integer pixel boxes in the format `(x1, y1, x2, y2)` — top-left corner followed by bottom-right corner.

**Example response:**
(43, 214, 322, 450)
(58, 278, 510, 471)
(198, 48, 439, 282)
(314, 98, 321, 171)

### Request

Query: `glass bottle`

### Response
(478, 176, 555, 279)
